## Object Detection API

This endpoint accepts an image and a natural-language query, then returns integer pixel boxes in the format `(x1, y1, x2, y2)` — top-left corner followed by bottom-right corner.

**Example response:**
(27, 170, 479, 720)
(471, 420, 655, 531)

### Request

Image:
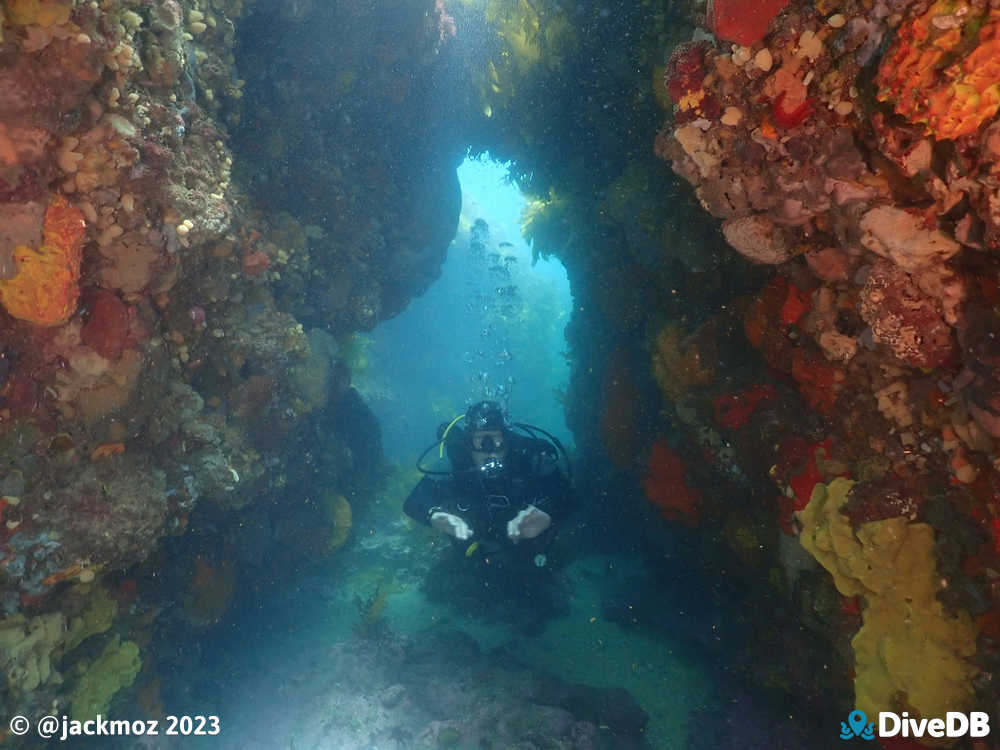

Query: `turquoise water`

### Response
(362, 155, 573, 465)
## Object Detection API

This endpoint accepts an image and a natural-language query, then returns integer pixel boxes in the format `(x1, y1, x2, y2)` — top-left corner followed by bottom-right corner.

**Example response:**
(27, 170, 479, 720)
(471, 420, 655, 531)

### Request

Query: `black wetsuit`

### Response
(404, 430, 572, 550)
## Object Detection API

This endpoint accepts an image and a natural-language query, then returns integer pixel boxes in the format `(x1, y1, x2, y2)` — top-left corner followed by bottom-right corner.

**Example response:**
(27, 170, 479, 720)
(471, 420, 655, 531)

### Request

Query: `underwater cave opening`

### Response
(360, 153, 574, 467)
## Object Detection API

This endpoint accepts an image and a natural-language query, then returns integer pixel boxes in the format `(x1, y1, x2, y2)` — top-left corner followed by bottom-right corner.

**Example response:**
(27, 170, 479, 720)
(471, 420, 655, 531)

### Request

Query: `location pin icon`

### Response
(848, 710, 867, 737)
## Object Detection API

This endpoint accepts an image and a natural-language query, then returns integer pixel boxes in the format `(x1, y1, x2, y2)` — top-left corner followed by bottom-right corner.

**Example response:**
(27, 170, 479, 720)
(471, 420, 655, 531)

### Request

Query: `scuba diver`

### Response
(404, 400, 573, 555)
(404, 401, 574, 630)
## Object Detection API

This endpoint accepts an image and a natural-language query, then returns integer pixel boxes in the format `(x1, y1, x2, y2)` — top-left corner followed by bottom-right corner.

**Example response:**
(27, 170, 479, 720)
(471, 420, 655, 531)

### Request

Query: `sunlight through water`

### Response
(362, 155, 573, 465)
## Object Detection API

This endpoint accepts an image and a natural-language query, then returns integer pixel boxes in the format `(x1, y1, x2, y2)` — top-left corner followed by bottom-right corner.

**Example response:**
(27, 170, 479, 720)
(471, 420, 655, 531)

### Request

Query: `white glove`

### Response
(430, 511, 474, 540)
(507, 505, 551, 542)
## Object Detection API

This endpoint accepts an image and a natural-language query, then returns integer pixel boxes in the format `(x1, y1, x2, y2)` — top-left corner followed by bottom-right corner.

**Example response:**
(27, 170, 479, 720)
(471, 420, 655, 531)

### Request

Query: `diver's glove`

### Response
(430, 511, 474, 540)
(507, 505, 551, 542)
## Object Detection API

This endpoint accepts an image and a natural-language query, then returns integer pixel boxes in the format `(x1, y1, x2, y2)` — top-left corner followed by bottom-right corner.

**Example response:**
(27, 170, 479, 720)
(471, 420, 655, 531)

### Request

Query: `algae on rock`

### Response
(69, 636, 141, 720)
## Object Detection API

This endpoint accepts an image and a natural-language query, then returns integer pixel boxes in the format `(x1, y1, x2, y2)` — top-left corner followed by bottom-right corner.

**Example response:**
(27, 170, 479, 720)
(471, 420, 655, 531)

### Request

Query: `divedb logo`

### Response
(840, 710, 875, 740)
(839, 710, 990, 741)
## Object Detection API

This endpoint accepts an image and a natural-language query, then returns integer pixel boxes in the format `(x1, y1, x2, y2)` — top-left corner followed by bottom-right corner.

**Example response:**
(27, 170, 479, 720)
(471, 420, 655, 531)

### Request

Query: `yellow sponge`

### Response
(800, 478, 978, 722)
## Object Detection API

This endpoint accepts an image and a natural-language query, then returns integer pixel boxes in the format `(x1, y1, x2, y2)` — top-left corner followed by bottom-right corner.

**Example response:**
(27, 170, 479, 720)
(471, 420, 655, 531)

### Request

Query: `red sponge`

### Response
(708, 0, 789, 46)
(81, 288, 129, 360)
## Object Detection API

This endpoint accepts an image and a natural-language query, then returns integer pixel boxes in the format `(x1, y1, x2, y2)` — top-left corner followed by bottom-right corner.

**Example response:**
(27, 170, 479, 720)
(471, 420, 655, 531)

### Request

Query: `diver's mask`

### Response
(471, 431, 505, 452)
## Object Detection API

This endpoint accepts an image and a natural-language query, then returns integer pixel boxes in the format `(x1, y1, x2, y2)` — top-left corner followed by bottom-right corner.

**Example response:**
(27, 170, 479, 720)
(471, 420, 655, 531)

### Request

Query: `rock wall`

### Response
(0, 0, 454, 729)
(458, 0, 1000, 735)
(650, 0, 1000, 726)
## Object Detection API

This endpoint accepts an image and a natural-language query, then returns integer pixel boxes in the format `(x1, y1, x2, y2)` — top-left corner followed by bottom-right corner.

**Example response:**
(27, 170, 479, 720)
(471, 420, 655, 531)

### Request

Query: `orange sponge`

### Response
(877, 1, 1000, 140)
(0, 195, 85, 326)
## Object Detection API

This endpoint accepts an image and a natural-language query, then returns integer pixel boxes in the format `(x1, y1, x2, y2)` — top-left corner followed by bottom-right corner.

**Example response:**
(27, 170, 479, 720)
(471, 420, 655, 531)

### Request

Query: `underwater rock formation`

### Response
(232, 1, 464, 333)
(0, 0, 417, 728)
(647, 0, 1000, 731)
